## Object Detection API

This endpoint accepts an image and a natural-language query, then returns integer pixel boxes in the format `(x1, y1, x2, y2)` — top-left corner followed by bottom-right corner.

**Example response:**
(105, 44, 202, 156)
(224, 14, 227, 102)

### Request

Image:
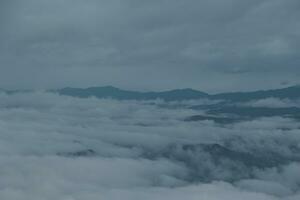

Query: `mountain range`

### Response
(1, 85, 300, 101)
(54, 85, 300, 101)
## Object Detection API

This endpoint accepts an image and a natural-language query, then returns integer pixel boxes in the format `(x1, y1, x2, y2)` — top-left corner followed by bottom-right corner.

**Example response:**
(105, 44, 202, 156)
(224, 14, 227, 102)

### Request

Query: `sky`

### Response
(0, 0, 300, 92)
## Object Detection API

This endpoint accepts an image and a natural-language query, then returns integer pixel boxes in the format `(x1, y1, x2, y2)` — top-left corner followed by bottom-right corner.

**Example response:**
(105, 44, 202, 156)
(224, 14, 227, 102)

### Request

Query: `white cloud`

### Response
(0, 92, 299, 199)
(236, 179, 293, 197)
(243, 98, 300, 108)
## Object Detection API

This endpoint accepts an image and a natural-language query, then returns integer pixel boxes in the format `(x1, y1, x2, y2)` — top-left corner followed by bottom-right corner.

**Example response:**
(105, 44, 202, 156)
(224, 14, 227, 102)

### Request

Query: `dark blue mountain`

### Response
(2, 85, 300, 101)
(211, 85, 300, 101)
(53, 85, 300, 101)
(55, 86, 209, 101)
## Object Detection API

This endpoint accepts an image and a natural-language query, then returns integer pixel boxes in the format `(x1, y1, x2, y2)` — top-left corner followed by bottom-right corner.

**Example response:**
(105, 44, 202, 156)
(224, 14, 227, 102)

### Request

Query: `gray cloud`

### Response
(0, 92, 300, 199)
(242, 98, 300, 108)
(0, 0, 300, 91)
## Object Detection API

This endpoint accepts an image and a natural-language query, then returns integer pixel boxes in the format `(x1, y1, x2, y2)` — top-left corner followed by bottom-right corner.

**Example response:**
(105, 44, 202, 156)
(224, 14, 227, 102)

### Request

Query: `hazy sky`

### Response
(0, 0, 299, 92)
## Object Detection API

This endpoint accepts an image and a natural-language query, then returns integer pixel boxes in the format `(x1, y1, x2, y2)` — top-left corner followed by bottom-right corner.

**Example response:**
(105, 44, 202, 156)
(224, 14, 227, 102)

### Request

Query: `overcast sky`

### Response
(0, 0, 299, 92)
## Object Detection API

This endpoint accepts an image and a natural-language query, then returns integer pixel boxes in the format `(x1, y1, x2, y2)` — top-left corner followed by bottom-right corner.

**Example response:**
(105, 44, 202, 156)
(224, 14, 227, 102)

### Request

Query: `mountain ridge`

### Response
(55, 86, 209, 101)
(1, 85, 300, 101)
(54, 85, 300, 101)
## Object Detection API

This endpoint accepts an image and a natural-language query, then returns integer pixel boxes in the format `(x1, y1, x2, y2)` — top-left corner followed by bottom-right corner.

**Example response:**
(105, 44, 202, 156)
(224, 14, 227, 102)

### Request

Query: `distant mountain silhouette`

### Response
(1, 85, 300, 101)
(54, 86, 209, 101)
(53, 85, 300, 101)
(211, 85, 300, 101)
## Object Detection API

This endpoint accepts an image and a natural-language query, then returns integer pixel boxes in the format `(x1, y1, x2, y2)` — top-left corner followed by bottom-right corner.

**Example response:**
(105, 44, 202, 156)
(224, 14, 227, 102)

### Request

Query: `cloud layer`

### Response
(0, 92, 299, 199)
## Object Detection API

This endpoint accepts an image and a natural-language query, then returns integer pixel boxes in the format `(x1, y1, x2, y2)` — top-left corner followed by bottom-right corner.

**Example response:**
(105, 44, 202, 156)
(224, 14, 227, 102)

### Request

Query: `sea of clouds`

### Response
(0, 92, 300, 200)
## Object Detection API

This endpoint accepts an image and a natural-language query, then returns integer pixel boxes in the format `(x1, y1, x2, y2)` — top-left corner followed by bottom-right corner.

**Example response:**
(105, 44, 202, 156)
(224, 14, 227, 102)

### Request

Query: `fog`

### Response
(0, 92, 299, 199)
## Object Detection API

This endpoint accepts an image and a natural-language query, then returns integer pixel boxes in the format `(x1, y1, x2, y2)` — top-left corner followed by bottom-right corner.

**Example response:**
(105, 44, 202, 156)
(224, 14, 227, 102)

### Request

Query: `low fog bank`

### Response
(0, 92, 300, 199)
